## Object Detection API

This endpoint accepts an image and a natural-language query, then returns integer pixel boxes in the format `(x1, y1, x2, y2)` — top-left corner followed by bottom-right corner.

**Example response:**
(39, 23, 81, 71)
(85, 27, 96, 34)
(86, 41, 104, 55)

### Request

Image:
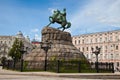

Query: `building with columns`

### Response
(72, 30, 120, 69)
(0, 31, 33, 60)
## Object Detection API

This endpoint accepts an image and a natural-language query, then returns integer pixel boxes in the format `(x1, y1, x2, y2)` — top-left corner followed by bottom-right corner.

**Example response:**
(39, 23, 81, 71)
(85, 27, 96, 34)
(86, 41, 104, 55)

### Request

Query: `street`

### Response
(0, 74, 76, 80)
(0, 74, 119, 80)
(0, 67, 119, 80)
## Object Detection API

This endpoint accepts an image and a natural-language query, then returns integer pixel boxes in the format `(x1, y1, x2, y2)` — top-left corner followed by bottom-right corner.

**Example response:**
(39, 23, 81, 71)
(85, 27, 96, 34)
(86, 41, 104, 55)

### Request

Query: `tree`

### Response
(8, 38, 24, 61)
(1, 56, 7, 65)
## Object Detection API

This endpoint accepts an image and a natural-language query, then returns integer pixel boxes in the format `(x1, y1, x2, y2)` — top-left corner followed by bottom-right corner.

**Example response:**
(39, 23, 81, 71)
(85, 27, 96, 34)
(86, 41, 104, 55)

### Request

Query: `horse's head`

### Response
(52, 10, 59, 18)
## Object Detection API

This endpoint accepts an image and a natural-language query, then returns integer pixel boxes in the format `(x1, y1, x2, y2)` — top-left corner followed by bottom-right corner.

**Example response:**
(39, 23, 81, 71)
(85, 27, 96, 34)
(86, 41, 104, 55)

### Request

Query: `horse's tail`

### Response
(49, 16, 54, 23)
(47, 22, 52, 27)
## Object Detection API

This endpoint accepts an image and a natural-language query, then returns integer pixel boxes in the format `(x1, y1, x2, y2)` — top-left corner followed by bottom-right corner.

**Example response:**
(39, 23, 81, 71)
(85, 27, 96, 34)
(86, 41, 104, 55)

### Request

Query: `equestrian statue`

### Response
(47, 8, 71, 31)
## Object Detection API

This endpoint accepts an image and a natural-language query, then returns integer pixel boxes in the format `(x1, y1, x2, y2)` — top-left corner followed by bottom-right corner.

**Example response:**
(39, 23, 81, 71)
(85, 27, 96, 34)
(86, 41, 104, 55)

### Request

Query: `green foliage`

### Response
(8, 38, 24, 61)
(49, 56, 57, 61)
(23, 61, 28, 71)
(1, 57, 7, 64)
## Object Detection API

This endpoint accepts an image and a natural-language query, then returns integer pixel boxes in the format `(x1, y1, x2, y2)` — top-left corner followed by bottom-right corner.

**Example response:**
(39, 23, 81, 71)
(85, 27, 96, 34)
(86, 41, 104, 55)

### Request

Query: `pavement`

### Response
(0, 66, 120, 79)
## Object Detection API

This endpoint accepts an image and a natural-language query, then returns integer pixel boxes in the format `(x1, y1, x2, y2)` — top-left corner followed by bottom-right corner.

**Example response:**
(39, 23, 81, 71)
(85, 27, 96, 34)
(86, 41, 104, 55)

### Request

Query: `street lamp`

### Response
(20, 45, 27, 72)
(91, 46, 101, 73)
(40, 40, 52, 71)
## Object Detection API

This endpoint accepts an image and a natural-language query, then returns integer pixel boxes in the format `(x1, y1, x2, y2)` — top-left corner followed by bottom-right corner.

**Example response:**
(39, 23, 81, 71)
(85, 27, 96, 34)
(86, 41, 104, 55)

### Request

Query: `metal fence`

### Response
(3, 60, 114, 73)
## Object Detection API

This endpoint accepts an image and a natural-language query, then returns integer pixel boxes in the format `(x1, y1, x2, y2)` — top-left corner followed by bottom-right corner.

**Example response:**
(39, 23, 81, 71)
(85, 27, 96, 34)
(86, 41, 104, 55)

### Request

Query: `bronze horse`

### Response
(47, 8, 71, 31)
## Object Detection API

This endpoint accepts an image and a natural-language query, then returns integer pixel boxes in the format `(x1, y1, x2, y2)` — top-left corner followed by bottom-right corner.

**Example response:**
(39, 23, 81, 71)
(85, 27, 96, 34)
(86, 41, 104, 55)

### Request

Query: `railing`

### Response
(2, 60, 114, 73)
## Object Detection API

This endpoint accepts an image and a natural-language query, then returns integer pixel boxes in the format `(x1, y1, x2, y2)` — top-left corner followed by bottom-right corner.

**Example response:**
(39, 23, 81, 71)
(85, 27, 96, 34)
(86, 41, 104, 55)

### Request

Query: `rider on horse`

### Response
(47, 8, 71, 31)
(58, 8, 66, 22)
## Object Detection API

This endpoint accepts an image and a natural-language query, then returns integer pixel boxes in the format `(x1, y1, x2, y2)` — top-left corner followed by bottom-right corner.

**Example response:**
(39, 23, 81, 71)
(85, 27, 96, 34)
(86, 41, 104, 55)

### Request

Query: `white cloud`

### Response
(64, 29, 71, 33)
(70, 0, 120, 34)
(35, 34, 41, 41)
(31, 28, 39, 33)
(92, 0, 120, 27)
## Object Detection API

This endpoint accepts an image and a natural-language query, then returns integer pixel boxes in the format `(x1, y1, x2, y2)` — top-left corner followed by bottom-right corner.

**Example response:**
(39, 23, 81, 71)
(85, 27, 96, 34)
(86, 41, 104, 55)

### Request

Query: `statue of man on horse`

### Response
(47, 8, 71, 31)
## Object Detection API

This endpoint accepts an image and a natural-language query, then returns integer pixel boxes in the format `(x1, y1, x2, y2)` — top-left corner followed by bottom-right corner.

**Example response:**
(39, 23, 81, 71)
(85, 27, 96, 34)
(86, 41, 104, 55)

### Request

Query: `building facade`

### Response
(0, 31, 33, 60)
(72, 30, 120, 69)
(31, 39, 41, 48)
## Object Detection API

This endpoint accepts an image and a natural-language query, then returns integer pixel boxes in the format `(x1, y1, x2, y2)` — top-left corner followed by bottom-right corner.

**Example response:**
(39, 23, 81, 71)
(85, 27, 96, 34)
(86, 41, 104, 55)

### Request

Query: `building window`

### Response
(95, 38, 97, 43)
(105, 37, 107, 42)
(82, 47, 84, 52)
(91, 39, 92, 43)
(116, 45, 118, 50)
(104, 54, 107, 59)
(82, 40, 84, 44)
(116, 54, 119, 59)
(111, 54, 113, 60)
(75, 40, 76, 44)
(78, 40, 80, 44)
(110, 36, 113, 41)
(100, 38, 102, 42)
(105, 46, 107, 49)
(111, 45, 113, 48)
(100, 54, 102, 60)
(86, 39, 88, 43)
(117, 62, 119, 67)
(86, 54, 89, 59)
(100, 46, 102, 51)
(86, 47, 88, 51)
(9, 41, 11, 44)
(115, 36, 119, 41)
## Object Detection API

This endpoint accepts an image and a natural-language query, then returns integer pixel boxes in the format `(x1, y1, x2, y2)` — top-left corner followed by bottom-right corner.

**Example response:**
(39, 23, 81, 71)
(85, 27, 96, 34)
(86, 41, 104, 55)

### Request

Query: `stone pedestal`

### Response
(25, 27, 86, 61)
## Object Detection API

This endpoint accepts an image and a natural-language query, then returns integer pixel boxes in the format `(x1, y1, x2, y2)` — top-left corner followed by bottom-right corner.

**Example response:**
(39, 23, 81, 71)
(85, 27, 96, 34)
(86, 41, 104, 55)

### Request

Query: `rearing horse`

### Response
(47, 8, 71, 31)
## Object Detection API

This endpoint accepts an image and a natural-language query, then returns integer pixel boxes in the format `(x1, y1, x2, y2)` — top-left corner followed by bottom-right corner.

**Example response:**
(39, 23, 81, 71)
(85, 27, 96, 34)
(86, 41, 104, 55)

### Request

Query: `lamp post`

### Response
(91, 46, 101, 73)
(41, 40, 52, 71)
(20, 45, 26, 72)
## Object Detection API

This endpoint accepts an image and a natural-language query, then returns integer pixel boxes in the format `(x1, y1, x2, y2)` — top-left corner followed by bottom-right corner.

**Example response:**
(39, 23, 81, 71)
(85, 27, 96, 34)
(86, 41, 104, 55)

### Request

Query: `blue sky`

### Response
(0, 0, 120, 41)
